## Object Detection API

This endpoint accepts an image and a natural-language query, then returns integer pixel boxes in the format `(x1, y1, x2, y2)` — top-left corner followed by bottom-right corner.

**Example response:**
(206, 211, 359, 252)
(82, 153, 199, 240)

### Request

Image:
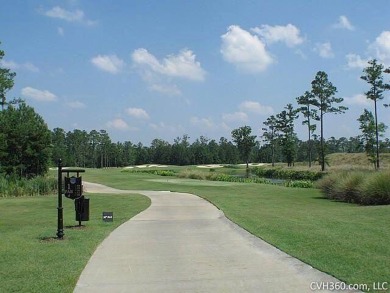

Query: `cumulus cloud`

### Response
(314, 42, 334, 58)
(1, 60, 39, 72)
(44, 6, 96, 26)
(345, 54, 369, 69)
(91, 54, 125, 74)
(239, 101, 274, 115)
(132, 48, 206, 81)
(251, 24, 304, 47)
(370, 31, 390, 65)
(21, 87, 57, 102)
(106, 118, 129, 130)
(343, 94, 371, 107)
(333, 15, 355, 31)
(222, 111, 248, 123)
(221, 25, 274, 73)
(125, 107, 150, 119)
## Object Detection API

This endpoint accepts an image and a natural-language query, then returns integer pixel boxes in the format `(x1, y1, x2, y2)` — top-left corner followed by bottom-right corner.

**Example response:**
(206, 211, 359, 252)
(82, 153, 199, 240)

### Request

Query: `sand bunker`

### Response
(124, 164, 169, 169)
(197, 164, 224, 168)
(239, 163, 267, 167)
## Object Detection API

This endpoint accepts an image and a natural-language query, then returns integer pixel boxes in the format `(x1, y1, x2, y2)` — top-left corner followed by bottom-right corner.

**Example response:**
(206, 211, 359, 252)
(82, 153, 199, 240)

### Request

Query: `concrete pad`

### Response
(75, 182, 359, 293)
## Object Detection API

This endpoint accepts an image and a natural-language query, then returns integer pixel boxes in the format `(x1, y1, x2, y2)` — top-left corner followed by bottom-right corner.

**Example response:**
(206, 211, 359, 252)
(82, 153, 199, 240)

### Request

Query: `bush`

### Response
(253, 167, 324, 181)
(284, 180, 314, 188)
(0, 176, 57, 197)
(359, 172, 390, 205)
(121, 169, 176, 177)
(316, 171, 390, 205)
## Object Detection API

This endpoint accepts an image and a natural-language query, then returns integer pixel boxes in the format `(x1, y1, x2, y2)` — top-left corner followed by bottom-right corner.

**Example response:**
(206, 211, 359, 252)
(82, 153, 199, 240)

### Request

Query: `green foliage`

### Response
(177, 169, 270, 184)
(0, 101, 51, 178)
(121, 169, 177, 176)
(0, 42, 16, 110)
(275, 104, 299, 167)
(360, 172, 390, 205)
(358, 109, 387, 168)
(311, 71, 348, 171)
(284, 180, 314, 188)
(317, 171, 390, 205)
(253, 167, 324, 181)
(231, 126, 256, 169)
(0, 176, 57, 197)
(360, 59, 390, 169)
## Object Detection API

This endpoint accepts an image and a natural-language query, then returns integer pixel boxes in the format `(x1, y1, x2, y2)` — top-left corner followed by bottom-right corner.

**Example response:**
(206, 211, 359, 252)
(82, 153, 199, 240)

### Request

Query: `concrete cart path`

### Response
(74, 182, 356, 293)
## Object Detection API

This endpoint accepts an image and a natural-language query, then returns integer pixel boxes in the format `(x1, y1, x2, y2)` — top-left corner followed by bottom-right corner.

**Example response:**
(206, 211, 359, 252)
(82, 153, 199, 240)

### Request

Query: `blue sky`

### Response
(1, 0, 390, 144)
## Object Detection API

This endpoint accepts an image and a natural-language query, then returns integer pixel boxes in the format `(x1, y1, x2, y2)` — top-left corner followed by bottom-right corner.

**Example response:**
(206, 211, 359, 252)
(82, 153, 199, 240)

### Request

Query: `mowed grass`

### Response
(0, 192, 150, 293)
(83, 167, 390, 290)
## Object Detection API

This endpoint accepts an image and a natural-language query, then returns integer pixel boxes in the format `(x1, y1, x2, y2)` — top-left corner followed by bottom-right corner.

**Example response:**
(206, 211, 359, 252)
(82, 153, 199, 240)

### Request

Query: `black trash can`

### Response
(75, 196, 89, 221)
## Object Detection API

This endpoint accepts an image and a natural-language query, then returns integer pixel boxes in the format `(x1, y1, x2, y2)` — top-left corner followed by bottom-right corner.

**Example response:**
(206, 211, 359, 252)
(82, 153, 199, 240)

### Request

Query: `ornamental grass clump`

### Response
(317, 171, 390, 205)
(359, 171, 390, 205)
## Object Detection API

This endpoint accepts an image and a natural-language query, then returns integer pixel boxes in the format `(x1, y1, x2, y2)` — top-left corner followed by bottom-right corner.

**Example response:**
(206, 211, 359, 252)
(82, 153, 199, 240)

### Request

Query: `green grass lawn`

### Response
(83, 167, 390, 291)
(2, 166, 389, 292)
(0, 192, 150, 293)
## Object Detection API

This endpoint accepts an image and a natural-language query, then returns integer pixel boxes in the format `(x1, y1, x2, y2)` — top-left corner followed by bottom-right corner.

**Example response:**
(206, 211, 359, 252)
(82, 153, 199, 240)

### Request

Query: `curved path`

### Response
(74, 182, 356, 293)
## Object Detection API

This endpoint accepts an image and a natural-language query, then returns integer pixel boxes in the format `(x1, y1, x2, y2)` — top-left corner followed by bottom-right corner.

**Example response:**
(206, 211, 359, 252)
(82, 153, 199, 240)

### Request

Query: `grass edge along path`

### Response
(83, 168, 390, 292)
(0, 193, 150, 293)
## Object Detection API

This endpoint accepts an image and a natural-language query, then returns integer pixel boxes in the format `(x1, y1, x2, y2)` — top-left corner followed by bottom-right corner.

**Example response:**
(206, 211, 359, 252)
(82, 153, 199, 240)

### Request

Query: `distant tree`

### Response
(275, 104, 299, 167)
(0, 100, 51, 178)
(218, 137, 239, 164)
(0, 42, 16, 110)
(231, 126, 256, 177)
(296, 91, 319, 167)
(311, 71, 348, 171)
(261, 115, 278, 167)
(361, 59, 389, 169)
(358, 109, 387, 168)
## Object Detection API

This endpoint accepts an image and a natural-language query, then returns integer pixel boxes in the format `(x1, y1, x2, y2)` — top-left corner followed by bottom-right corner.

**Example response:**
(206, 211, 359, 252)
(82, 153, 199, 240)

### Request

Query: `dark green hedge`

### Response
(252, 167, 324, 181)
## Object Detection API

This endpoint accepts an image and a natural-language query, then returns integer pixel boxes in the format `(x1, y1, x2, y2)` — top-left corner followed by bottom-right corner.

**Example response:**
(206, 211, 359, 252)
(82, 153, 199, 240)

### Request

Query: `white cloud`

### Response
(314, 42, 334, 58)
(343, 94, 371, 107)
(370, 31, 390, 65)
(333, 15, 355, 31)
(149, 84, 181, 96)
(221, 25, 274, 73)
(106, 118, 129, 130)
(239, 101, 274, 115)
(44, 6, 96, 26)
(222, 111, 248, 123)
(251, 24, 304, 47)
(125, 107, 150, 119)
(91, 54, 125, 74)
(1, 60, 39, 72)
(190, 117, 216, 129)
(67, 101, 85, 109)
(345, 54, 369, 69)
(21, 87, 57, 102)
(132, 48, 206, 81)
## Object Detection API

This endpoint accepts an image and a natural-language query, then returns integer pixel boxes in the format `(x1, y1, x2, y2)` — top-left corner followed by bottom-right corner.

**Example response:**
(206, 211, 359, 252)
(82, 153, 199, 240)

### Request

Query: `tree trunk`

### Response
(320, 110, 325, 172)
(374, 99, 380, 169)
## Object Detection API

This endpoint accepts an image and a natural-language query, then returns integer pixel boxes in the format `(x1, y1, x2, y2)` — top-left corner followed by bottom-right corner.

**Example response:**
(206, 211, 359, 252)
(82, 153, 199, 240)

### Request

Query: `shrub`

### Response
(284, 180, 314, 188)
(359, 172, 390, 205)
(0, 176, 57, 197)
(253, 167, 324, 181)
(121, 169, 176, 177)
(316, 171, 390, 205)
